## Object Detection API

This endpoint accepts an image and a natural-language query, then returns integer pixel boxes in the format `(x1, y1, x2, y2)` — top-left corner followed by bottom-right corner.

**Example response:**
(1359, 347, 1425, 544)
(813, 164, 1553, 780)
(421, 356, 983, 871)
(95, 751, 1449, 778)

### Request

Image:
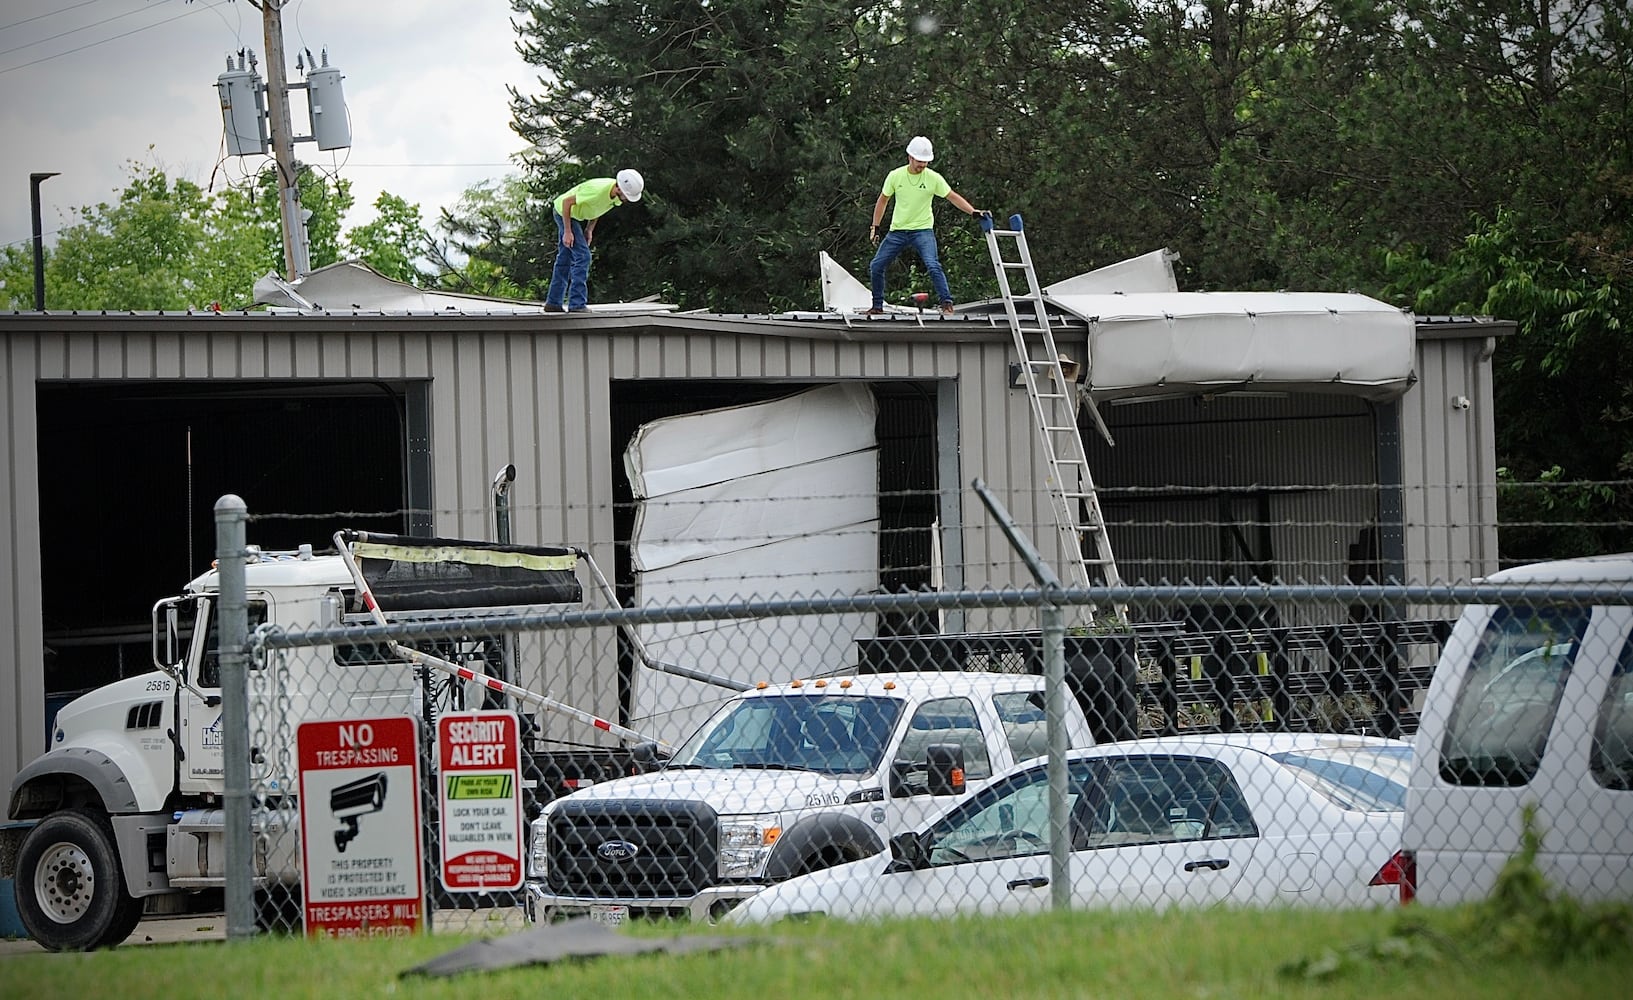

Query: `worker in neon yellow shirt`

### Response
(545, 168, 645, 313)
(867, 137, 985, 316)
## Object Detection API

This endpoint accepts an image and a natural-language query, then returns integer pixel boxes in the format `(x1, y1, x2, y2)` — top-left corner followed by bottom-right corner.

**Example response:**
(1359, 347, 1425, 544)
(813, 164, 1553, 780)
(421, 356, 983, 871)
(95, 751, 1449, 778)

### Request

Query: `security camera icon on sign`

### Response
(331, 772, 387, 852)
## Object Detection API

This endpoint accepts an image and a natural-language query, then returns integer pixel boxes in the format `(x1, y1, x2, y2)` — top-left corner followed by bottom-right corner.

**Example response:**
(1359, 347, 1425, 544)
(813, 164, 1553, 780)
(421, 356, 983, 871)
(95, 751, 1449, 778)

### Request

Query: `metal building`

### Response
(0, 304, 1511, 792)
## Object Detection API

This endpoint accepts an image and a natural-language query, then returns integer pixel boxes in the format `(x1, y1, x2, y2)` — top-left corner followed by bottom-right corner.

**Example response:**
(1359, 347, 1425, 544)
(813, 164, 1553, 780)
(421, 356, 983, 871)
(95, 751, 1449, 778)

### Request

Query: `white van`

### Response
(1404, 552, 1633, 904)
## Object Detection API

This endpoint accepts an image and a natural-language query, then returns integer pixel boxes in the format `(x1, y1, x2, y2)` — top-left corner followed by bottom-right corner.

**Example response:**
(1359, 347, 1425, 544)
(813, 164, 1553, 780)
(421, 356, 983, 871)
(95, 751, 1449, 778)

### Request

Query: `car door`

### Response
(1066, 755, 1256, 909)
(868, 765, 1061, 919)
(862, 753, 1261, 919)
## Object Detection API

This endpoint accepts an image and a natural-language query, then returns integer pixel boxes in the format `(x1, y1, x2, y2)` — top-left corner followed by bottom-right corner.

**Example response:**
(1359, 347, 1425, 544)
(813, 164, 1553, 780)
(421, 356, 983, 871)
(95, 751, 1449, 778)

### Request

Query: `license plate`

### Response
(588, 904, 628, 927)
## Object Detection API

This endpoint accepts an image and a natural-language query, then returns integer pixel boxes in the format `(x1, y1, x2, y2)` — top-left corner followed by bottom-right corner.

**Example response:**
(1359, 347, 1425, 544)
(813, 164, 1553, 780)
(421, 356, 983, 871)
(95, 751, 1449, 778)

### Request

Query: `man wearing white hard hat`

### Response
(867, 137, 985, 316)
(545, 168, 645, 312)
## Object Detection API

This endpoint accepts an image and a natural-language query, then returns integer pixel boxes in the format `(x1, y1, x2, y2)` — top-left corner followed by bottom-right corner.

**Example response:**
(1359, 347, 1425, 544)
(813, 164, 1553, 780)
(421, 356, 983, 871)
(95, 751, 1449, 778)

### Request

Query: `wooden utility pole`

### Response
(261, 1, 309, 278)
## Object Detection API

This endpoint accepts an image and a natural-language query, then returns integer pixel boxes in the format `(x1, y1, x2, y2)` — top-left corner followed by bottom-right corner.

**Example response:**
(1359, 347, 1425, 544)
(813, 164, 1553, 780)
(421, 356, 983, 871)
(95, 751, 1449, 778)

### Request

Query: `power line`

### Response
(0, 0, 100, 35)
(0, 0, 229, 76)
(0, 2, 159, 60)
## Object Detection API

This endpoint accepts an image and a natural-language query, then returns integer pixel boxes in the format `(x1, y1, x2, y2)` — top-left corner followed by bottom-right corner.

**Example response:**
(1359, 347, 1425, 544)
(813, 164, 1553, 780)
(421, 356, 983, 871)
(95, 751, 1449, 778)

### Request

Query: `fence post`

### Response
(972, 478, 1072, 912)
(1039, 602, 1071, 912)
(215, 494, 255, 940)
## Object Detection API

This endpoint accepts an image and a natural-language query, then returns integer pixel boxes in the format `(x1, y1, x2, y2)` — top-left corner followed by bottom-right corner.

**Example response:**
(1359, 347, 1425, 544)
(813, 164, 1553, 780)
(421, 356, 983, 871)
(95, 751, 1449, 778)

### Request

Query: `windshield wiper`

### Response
(729, 762, 804, 771)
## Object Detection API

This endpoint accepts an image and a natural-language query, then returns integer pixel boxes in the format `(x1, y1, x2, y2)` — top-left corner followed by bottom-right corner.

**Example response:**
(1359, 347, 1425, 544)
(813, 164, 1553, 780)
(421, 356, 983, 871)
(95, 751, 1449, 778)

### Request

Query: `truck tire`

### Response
(15, 810, 145, 951)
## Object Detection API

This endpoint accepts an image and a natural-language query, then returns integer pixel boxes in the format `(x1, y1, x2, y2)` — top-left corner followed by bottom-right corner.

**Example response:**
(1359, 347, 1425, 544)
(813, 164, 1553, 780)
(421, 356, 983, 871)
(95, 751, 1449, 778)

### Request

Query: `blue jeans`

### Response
(546, 211, 592, 310)
(870, 228, 952, 309)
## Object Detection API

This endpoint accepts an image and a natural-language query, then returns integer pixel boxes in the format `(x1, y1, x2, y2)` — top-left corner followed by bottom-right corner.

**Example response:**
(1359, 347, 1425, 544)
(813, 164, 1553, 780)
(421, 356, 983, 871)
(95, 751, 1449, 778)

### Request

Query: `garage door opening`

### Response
(35, 381, 424, 705)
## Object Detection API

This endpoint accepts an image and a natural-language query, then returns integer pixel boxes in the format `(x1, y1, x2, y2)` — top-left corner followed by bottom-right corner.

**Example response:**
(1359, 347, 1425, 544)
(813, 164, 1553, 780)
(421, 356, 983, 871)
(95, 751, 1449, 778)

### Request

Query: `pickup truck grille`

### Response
(544, 799, 717, 899)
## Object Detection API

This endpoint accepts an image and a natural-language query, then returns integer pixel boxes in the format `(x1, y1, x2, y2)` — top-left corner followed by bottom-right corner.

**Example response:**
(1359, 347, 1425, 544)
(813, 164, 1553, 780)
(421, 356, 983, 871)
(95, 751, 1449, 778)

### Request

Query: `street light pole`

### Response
(30, 172, 59, 311)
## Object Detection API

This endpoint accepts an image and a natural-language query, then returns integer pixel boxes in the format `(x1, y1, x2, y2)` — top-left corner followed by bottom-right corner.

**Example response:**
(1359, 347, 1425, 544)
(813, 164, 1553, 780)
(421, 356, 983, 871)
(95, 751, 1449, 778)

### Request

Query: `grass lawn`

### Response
(2, 905, 1629, 1000)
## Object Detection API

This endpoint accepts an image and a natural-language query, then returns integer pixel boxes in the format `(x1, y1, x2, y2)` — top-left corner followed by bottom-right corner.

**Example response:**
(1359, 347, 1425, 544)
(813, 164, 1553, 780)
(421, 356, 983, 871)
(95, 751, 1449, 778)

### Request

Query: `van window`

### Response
(1590, 633, 1633, 791)
(1439, 606, 1585, 787)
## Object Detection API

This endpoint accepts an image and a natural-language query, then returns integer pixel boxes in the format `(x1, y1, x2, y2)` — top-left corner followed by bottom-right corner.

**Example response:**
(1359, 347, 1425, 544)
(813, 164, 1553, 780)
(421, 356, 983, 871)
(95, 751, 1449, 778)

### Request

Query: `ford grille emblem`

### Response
(597, 840, 640, 862)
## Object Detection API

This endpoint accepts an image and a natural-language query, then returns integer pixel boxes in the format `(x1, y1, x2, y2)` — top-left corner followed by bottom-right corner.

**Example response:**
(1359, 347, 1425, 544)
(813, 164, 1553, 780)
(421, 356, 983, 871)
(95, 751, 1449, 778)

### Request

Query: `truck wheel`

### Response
(16, 810, 144, 951)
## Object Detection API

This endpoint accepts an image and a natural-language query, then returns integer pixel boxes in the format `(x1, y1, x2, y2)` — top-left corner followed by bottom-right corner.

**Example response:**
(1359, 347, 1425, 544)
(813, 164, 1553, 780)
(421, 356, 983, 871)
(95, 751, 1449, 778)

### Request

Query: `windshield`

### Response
(670, 694, 904, 775)
(1273, 745, 1412, 812)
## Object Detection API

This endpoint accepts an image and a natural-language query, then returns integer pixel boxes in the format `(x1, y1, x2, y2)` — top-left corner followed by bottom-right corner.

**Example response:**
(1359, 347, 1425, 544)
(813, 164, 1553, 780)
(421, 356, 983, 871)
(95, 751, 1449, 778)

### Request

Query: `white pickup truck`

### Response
(525, 670, 1098, 923)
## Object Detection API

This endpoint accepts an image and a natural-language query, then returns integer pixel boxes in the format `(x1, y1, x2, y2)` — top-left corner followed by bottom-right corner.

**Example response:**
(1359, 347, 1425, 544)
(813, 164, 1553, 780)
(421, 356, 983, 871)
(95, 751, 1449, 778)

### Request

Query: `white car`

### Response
(728, 732, 1414, 923)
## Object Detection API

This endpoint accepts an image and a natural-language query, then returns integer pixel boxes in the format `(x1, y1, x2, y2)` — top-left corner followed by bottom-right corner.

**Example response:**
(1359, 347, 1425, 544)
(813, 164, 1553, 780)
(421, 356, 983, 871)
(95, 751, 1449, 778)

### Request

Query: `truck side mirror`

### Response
(629, 740, 670, 772)
(888, 758, 924, 797)
(925, 743, 966, 796)
(887, 830, 930, 872)
(150, 598, 185, 678)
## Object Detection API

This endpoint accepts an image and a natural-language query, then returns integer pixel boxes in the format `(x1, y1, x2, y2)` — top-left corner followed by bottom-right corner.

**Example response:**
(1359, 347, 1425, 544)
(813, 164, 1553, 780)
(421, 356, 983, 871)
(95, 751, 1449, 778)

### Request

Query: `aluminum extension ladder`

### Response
(981, 213, 1126, 623)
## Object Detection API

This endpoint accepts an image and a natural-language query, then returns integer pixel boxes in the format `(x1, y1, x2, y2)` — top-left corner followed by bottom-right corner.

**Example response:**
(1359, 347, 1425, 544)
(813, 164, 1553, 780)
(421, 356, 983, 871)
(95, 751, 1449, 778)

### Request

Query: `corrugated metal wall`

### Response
(1400, 326, 1502, 597)
(0, 317, 1047, 785)
(0, 313, 1505, 791)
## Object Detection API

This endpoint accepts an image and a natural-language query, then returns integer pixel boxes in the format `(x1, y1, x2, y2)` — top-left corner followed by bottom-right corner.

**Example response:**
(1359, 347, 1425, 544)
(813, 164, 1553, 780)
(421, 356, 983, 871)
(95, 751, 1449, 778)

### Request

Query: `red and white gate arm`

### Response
(331, 531, 675, 754)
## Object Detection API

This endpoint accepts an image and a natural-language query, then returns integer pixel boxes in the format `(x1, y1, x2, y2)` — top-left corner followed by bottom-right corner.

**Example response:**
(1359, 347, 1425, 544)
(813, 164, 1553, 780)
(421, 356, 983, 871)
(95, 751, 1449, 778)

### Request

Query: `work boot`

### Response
(940, 303, 956, 316)
(544, 303, 565, 313)
(864, 307, 886, 316)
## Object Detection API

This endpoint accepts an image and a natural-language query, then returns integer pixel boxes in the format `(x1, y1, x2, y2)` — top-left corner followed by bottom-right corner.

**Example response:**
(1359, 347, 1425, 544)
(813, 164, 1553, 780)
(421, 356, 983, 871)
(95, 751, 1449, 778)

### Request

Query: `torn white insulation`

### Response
(624, 384, 880, 744)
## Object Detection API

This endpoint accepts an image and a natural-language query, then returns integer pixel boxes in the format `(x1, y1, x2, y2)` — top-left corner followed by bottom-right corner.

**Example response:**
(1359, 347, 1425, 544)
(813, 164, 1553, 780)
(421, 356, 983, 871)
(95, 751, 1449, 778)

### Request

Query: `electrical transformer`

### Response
(306, 64, 351, 151)
(216, 61, 268, 157)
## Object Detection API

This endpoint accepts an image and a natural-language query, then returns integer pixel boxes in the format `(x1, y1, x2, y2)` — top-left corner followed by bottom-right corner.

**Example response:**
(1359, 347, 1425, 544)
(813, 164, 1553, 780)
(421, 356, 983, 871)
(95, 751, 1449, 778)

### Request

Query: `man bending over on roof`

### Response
(545, 169, 645, 313)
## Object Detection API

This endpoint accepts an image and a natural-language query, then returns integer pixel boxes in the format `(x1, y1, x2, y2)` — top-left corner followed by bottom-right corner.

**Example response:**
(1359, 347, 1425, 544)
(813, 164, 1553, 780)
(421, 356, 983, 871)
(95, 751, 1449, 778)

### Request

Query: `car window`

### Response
(1440, 606, 1585, 787)
(895, 696, 993, 788)
(1074, 756, 1258, 848)
(922, 754, 1258, 866)
(1590, 632, 1633, 791)
(1272, 745, 1411, 812)
(927, 771, 1051, 865)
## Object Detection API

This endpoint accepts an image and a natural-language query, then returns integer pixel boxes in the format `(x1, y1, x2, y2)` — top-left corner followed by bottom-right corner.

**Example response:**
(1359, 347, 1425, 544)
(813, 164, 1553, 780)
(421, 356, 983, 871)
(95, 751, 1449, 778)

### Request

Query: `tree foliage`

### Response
(0, 158, 443, 311)
(501, 0, 1632, 555)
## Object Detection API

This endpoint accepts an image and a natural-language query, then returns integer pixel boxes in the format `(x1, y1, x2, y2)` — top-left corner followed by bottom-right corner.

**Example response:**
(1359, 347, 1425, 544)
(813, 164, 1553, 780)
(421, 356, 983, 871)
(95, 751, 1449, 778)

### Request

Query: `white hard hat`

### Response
(906, 136, 935, 162)
(616, 168, 644, 202)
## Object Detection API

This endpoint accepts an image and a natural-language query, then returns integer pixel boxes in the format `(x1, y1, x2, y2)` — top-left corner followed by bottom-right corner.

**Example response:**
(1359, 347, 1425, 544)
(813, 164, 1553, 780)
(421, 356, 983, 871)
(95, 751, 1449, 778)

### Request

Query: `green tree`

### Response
(510, 0, 922, 311)
(434, 174, 561, 300)
(0, 159, 448, 310)
(1386, 211, 1633, 560)
(345, 193, 434, 286)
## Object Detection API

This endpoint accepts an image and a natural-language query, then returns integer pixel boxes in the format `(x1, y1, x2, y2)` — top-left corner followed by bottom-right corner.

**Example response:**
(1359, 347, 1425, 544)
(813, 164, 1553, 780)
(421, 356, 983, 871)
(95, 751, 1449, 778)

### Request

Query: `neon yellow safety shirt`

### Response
(881, 166, 951, 231)
(553, 178, 621, 221)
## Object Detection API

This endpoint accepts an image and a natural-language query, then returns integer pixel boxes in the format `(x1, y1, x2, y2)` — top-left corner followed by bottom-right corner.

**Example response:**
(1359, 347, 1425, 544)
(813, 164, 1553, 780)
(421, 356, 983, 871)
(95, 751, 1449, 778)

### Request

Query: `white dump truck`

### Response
(2, 531, 662, 951)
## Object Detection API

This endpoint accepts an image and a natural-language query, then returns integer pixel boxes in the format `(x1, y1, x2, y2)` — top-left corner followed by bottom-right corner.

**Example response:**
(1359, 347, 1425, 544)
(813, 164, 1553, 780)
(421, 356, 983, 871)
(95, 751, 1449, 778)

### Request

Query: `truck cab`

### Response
(4, 546, 412, 950)
(525, 670, 1096, 923)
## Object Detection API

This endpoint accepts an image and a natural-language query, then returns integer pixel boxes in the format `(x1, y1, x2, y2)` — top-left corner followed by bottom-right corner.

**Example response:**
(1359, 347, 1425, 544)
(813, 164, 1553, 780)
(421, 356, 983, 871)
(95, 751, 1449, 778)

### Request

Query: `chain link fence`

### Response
(216, 506, 1631, 936)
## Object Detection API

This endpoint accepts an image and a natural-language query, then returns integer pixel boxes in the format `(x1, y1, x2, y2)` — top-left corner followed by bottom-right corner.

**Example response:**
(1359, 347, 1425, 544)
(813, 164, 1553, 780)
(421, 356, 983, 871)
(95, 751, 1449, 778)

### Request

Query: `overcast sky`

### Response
(1, 0, 536, 257)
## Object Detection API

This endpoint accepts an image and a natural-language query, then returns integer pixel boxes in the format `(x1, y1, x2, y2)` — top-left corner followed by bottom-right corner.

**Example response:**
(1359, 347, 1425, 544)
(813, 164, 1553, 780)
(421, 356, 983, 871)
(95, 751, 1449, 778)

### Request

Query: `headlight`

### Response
(528, 816, 550, 878)
(717, 813, 782, 879)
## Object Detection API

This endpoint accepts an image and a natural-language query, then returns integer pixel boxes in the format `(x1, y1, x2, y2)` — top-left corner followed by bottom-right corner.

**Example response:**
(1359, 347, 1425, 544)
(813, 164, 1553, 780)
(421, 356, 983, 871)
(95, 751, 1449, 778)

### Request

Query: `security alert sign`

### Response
(296, 715, 424, 938)
(437, 711, 524, 892)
